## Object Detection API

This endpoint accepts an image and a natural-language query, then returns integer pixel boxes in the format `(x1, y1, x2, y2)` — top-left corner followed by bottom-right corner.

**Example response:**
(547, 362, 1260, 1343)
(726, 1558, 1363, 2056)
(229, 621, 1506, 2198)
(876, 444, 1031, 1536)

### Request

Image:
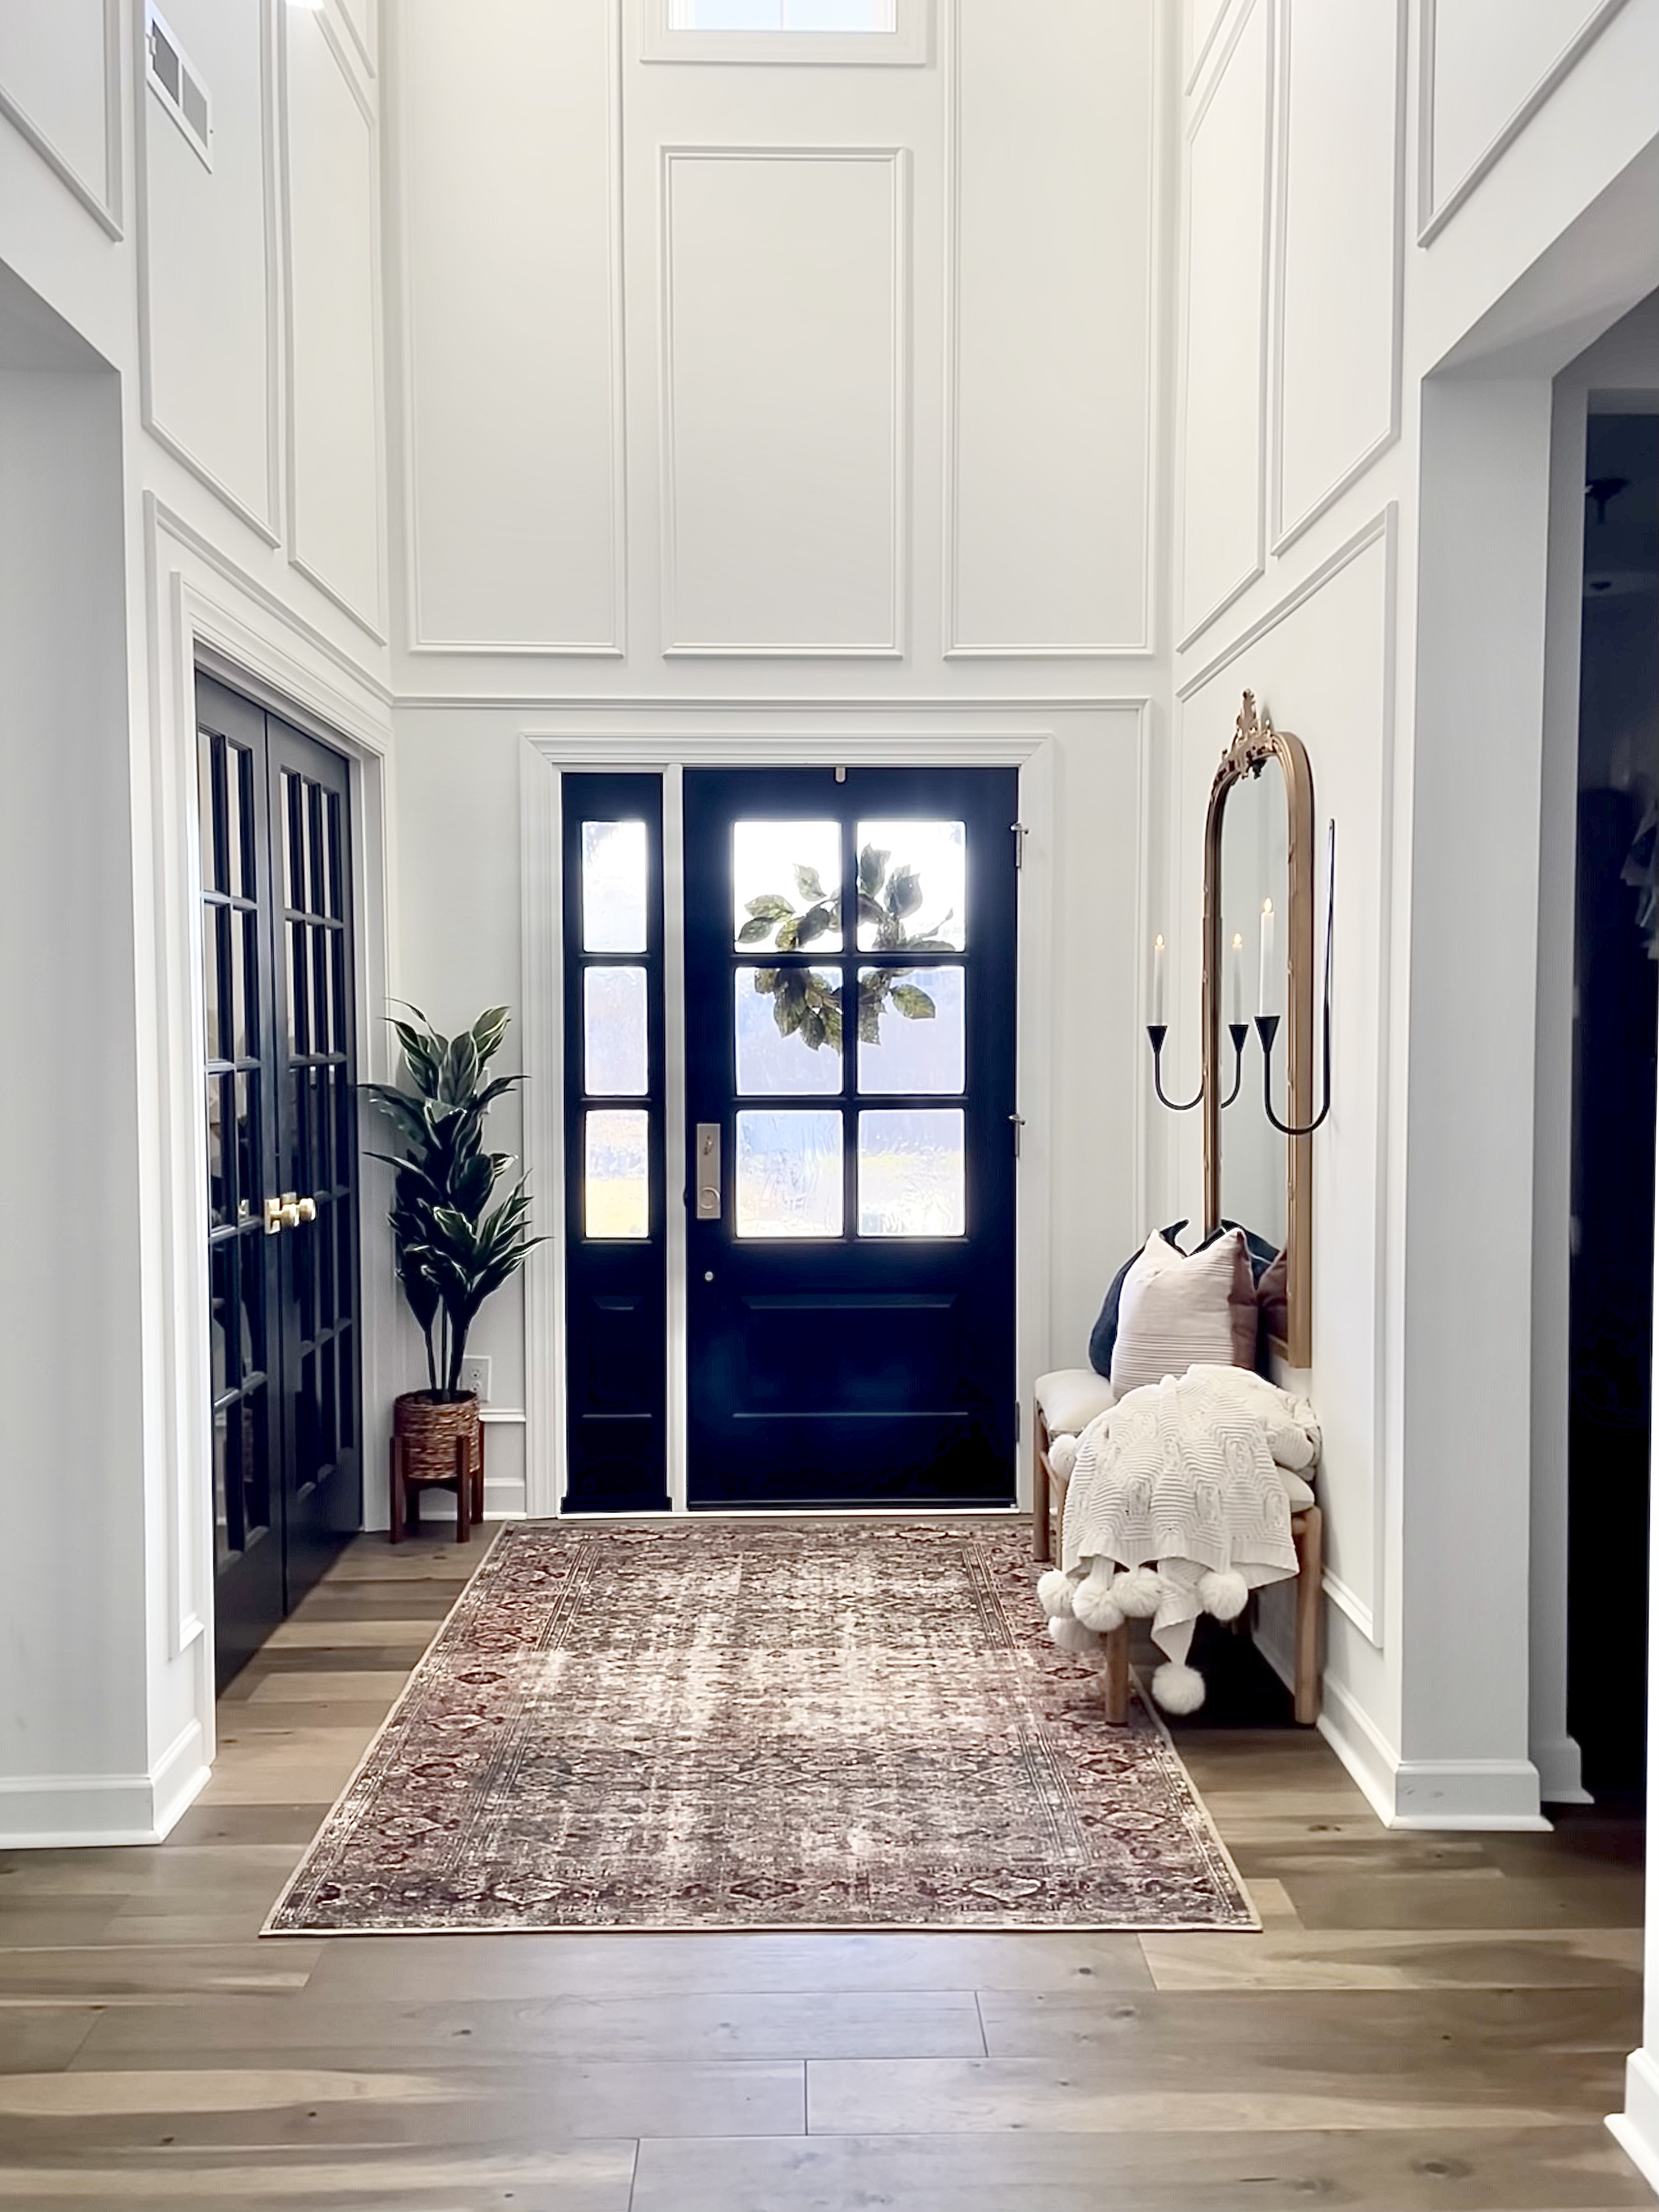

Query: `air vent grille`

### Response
(146, 5, 212, 171)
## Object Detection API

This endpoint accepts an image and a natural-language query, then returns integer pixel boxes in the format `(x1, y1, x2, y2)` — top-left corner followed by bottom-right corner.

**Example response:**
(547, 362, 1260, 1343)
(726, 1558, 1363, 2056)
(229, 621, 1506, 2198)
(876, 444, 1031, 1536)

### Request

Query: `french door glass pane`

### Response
(857, 965, 965, 1093)
(213, 1407, 232, 1561)
(583, 966, 649, 1095)
(735, 966, 842, 1094)
(582, 821, 648, 952)
(858, 1108, 966, 1236)
(733, 821, 843, 951)
(228, 744, 255, 901)
(585, 1108, 651, 1239)
(735, 1109, 843, 1238)
(855, 820, 966, 951)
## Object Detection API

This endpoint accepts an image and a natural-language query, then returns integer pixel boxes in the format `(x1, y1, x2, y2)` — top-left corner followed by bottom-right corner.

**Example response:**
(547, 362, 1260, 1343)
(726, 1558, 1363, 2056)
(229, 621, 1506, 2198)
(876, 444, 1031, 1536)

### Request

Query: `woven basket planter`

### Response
(393, 1391, 482, 1483)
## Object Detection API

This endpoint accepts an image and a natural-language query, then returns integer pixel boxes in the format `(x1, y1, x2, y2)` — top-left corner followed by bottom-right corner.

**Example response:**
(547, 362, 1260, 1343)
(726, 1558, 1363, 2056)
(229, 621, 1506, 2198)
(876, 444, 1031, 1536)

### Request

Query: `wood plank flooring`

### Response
(0, 1533, 1649, 2210)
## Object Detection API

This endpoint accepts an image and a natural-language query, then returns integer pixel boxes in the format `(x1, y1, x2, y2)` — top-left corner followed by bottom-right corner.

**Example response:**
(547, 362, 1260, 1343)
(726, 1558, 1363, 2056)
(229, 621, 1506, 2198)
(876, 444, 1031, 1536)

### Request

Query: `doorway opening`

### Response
(1568, 412, 1659, 1795)
(196, 671, 365, 1685)
(558, 764, 1021, 1513)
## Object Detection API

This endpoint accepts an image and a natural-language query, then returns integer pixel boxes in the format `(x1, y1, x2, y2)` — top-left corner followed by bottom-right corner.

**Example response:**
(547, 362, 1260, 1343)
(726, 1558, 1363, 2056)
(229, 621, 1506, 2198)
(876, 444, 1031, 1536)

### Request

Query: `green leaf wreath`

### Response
(738, 843, 957, 1053)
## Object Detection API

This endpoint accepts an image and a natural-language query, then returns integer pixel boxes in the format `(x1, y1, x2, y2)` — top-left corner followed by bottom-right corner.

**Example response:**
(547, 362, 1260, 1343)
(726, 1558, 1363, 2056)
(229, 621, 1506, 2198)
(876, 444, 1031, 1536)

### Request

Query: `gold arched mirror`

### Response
(1202, 693, 1315, 1368)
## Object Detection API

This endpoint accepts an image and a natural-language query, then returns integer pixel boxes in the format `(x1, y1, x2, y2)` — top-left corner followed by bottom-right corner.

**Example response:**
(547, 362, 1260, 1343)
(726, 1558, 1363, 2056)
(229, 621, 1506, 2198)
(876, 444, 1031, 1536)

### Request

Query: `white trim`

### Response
(1174, 0, 1273, 655)
(940, 0, 1158, 658)
(657, 145, 909, 660)
(0, 0, 123, 237)
(519, 741, 564, 1520)
(520, 728, 1055, 1520)
(332, 0, 376, 82)
(278, 0, 389, 643)
(144, 494, 394, 1710)
(1533, 1734, 1593, 1806)
(400, 690, 1157, 713)
(1185, 0, 1234, 96)
(395, 1, 629, 656)
(1610, 2047, 1659, 2197)
(1315, 1668, 1400, 1825)
(0, 1719, 206, 1849)
(1416, 0, 1633, 246)
(640, 0, 932, 69)
(1391, 1760, 1549, 1832)
(1266, 0, 1407, 558)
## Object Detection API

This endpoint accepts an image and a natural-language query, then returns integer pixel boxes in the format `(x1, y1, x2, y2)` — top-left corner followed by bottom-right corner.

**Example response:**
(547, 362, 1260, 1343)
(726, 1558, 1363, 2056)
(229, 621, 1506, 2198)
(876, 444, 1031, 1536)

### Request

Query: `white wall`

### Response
(384, 0, 1171, 1518)
(1171, 0, 1659, 1833)
(0, 0, 392, 1845)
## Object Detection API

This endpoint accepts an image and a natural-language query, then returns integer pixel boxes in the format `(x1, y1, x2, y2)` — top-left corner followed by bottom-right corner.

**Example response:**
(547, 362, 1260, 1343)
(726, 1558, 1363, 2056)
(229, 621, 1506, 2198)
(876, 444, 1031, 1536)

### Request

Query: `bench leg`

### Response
(1102, 1622, 1130, 1724)
(1033, 1408, 1051, 1563)
(1293, 1505, 1323, 1725)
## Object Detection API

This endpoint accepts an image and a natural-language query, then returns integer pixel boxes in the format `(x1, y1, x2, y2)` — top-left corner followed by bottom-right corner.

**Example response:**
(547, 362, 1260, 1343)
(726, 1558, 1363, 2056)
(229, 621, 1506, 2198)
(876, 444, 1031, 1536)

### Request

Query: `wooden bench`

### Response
(1033, 1393, 1323, 1726)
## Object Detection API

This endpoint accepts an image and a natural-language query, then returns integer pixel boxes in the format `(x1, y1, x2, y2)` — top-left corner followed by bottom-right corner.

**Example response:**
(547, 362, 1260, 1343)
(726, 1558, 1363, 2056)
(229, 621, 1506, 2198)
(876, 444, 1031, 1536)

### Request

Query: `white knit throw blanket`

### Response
(1061, 1365, 1321, 1666)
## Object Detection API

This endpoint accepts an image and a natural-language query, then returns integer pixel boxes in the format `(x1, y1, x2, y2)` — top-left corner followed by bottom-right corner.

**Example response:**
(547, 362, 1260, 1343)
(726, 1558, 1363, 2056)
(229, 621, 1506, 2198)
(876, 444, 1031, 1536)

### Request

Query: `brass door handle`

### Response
(279, 1192, 302, 1230)
(294, 1196, 318, 1224)
(263, 1197, 285, 1236)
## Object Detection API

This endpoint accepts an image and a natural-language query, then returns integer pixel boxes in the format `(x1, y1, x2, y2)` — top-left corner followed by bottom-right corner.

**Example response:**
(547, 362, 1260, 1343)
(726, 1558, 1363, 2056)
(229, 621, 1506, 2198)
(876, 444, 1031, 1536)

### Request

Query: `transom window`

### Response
(671, 0, 895, 27)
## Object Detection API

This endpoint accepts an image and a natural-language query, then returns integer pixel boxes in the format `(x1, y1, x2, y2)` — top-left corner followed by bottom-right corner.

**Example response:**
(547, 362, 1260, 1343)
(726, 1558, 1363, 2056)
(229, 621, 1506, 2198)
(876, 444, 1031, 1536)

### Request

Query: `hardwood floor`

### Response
(0, 1534, 1650, 2210)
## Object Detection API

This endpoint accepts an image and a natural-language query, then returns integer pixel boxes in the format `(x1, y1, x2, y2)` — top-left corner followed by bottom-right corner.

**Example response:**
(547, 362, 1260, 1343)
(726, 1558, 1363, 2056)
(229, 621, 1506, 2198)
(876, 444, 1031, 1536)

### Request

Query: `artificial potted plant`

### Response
(365, 1004, 542, 1496)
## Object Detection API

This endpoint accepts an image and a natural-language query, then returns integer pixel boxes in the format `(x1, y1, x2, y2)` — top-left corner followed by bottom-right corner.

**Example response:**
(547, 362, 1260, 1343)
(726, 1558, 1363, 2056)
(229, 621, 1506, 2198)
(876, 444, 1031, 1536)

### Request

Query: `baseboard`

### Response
(0, 1718, 210, 1849)
(1608, 2046, 1659, 2195)
(1316, 1669, 1401, 1825)
(1533, 1731, 1594, 1805)
(1390, 1757, 1550, 1830)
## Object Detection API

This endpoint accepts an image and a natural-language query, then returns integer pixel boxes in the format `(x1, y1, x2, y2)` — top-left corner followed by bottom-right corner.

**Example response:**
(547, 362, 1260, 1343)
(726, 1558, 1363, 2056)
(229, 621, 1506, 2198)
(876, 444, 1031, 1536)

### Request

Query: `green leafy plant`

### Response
(362, 1006, 543, 1400)
(740, 844, 956, 1052)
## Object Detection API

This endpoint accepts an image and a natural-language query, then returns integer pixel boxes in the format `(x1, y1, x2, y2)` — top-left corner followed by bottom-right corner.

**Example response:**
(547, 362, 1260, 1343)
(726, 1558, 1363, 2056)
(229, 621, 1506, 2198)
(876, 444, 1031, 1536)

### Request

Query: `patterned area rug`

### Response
(265, 1522, 1256, 1935)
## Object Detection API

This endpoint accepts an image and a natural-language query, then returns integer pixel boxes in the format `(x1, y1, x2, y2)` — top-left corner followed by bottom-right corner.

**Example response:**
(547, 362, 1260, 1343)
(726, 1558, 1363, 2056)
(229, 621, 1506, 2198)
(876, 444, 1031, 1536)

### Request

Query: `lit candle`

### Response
(1151, 933, 1167, 1026)
(1229, 932, 1244, 1026)
(1258, 899, 1277, 1016)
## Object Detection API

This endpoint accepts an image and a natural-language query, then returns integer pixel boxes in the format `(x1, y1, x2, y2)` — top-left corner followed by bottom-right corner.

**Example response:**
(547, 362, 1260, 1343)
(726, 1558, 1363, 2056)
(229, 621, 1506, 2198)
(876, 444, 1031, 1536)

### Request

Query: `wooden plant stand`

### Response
(389, 1425, 485, 1543)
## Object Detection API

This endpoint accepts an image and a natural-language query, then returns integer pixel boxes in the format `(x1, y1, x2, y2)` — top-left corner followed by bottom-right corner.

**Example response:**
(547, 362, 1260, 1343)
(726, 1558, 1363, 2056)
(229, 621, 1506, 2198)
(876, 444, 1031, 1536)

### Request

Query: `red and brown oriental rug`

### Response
(264, 1521, 1256, 1936)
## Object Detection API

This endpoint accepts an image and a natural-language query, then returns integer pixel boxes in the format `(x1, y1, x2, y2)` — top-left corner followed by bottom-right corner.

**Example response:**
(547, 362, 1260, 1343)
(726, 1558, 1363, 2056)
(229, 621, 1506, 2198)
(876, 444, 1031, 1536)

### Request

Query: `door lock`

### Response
(263, 1196, 285, 1236)
(694, 1124, 721, 1220)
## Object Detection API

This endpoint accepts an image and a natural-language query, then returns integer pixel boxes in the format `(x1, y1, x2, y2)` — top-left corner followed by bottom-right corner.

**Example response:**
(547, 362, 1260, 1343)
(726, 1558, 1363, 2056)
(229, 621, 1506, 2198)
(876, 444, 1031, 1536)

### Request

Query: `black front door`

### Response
(196, 673, 363, 1685)
(682, 767, 1019, 1507)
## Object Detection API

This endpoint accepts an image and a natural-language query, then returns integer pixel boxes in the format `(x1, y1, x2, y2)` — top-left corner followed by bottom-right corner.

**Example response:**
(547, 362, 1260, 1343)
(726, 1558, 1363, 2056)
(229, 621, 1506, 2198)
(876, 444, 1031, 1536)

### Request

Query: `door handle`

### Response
(294, 1196, 318, 1224)
(263, 1196, 285, 1236)
(694, 1124, 721, 1220)
(278, 1191, 304, 1230)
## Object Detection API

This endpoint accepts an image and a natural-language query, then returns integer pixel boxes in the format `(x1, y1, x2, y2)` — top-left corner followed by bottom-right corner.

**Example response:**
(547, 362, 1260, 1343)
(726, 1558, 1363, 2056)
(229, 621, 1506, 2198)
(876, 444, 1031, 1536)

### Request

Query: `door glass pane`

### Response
(213, 1406, 232, 1562)
(582, 821, 648, 952)
(234, 1071, 258, 1218)
(282, 772, 302, 911)
(858, 1108, 965, 1236)
(228, 743, 255, 901)
(287, 922, 307, 1054)
(857, 966, 965, 1094)
(735, 967, 842, 1094)
(733, 821, 843, 951)
(324, 790, 342, 919)
(207, 1076, 229, 1224)
(310, 924, 332, 1054)
(202, 907, 224, 1063)
(585, 1108, 650, 1239)
(240, 1241, 264, 1379)
(229, 907, 250, 1060)
(855, 821, 966, 951)
(242, 1389, 270, 1538)
(583, 966, 649, 1096)
(735, 1110, 844, 1238)
(198, 730, 223, 893)
(210, 1240, 232, 1393)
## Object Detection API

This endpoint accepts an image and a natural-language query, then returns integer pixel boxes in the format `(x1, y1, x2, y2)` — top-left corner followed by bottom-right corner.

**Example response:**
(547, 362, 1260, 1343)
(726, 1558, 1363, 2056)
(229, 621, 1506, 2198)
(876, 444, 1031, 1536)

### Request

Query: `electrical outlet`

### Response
(457, 1356, 492, 1404)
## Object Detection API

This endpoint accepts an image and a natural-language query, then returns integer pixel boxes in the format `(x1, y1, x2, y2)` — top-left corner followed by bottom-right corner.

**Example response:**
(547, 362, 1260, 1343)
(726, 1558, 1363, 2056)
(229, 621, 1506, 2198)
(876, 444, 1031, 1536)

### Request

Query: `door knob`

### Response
(279, 1191, 302, 1230)
(295, 1196, 318, 1224)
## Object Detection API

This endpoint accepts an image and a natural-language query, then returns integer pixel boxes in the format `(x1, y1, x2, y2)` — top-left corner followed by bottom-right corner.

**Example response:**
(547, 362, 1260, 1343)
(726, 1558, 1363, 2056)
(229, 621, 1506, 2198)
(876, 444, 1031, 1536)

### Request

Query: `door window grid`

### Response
(728, 819, 969, 1241)
(199, 724, 272, 1567)
(277, 767, 357, 1496)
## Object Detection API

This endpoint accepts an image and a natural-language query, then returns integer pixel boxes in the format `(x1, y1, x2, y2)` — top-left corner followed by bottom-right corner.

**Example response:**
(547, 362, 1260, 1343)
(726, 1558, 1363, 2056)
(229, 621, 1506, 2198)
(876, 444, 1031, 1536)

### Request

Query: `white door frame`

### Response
(519, 726, 1056, 1519)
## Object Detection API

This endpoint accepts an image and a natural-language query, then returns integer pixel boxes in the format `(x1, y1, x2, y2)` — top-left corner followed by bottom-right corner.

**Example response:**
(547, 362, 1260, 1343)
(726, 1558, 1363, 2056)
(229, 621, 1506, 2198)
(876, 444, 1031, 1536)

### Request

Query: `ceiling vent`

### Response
(146, 5, 212, 171)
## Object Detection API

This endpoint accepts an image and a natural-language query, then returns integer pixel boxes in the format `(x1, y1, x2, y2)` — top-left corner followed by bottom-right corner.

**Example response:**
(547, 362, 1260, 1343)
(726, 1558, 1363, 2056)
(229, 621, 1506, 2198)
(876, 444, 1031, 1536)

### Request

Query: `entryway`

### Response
(194, 672, 364, 1685)
(559, 764, 1021, 1513)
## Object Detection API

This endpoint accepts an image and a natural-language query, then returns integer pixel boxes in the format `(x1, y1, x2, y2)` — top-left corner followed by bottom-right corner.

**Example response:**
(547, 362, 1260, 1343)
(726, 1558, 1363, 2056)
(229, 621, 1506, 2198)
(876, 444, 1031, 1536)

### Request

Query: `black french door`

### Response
(196, 673, 362, 1685)
(682, 767, 1019, 1507)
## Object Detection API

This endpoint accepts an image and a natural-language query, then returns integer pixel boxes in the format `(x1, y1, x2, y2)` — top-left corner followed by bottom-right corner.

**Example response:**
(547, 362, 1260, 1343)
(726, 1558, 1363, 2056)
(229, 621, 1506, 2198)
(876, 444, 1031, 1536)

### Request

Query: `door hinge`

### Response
(1009, 1113, 1026, 1158)
(1011, 821, 1028, 869)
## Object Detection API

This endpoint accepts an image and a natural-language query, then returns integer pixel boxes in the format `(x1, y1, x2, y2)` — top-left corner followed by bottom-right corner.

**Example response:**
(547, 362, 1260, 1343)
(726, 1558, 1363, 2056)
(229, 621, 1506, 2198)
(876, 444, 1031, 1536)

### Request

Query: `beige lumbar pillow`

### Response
(1108, 1230, 1256, 1397)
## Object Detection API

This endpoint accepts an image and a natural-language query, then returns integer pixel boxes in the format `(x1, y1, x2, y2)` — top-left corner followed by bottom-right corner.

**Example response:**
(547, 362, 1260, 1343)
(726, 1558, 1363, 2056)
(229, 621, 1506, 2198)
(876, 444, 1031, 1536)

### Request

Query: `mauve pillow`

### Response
(1108, 1229, 1257, 1397)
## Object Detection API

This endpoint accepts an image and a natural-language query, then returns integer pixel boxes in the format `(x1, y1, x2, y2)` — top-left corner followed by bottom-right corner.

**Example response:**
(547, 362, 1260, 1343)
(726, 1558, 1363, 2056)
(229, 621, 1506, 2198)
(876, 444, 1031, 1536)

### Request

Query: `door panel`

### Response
(683, 766, 1018, 1508)
(196, 674, 362, 1685)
